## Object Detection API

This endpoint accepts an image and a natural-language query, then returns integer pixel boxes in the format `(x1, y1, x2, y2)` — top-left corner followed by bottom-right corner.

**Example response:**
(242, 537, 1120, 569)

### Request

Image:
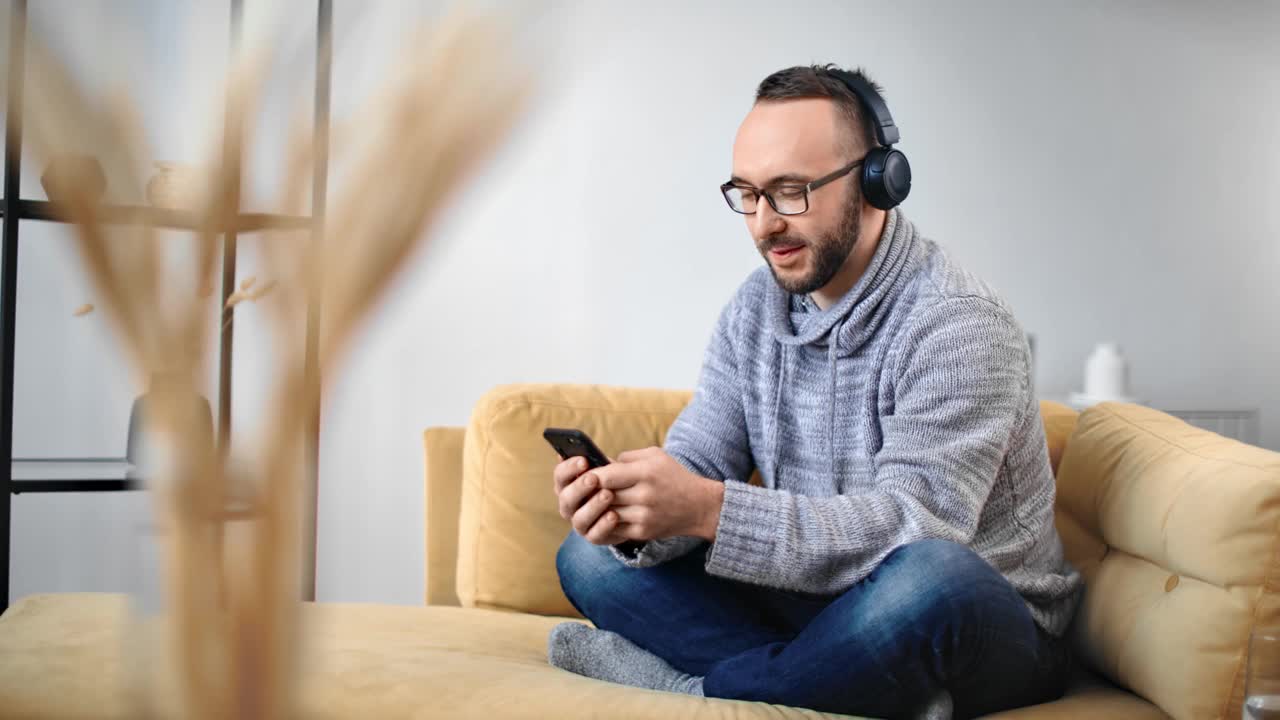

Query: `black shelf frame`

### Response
(9, 458, 136, 493)
(11, 480, 131, 493)
(0, 0, 333, 613)
(16, 199, 315, 231)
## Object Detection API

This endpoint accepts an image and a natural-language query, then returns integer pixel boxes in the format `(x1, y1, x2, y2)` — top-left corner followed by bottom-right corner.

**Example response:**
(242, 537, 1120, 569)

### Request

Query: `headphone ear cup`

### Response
(860, 147, 912, 210)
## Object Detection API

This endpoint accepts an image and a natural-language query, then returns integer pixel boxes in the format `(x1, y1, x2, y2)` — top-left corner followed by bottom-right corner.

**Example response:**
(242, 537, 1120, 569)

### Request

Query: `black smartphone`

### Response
(543, 427, 610, 468)
(544, 427, 644, 555)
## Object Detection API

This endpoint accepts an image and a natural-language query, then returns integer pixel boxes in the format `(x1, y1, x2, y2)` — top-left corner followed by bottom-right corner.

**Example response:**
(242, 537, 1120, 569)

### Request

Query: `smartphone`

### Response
(545, 427, 644, 555)
(543, 427, 610, 468)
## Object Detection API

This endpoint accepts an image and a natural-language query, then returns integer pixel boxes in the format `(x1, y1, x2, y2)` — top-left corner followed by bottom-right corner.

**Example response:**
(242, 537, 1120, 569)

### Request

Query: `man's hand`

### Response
(553, 455, 628, 545)
(587, 447, 724, 545)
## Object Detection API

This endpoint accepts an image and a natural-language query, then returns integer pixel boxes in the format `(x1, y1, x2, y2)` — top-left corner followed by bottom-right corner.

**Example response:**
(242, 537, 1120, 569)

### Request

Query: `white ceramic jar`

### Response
(1084, 342, 1129, 399)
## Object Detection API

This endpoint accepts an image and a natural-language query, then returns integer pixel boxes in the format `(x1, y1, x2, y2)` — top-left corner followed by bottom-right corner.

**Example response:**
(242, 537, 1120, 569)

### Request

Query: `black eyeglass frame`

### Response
(719, 157, 865, 216)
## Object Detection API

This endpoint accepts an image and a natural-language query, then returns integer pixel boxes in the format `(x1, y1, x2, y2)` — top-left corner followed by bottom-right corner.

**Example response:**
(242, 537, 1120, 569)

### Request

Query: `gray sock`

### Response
(547, 622, 705, 696)
(915, 688, 953, 720)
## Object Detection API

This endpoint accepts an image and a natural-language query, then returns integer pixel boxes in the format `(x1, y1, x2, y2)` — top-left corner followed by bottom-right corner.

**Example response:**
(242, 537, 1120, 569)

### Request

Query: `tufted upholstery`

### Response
(1053, 402, 1280, 719)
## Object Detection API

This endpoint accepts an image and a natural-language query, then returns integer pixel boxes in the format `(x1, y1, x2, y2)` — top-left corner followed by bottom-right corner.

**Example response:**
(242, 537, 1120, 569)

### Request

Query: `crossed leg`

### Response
(555, 533, 1069, 719)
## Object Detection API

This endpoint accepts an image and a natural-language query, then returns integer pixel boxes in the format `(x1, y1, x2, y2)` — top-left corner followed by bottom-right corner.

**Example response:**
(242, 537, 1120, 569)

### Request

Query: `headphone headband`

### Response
(827, 69, 900, 147)
(821, 67, 911, 210)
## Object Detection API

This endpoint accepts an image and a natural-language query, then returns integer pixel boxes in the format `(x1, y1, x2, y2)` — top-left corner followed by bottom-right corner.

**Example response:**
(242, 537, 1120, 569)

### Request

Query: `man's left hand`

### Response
(581, 447, 725, 545)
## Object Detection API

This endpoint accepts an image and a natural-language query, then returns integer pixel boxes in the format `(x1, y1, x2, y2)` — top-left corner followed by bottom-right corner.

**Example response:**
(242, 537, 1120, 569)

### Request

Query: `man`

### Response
(546, 64, 1082, 720)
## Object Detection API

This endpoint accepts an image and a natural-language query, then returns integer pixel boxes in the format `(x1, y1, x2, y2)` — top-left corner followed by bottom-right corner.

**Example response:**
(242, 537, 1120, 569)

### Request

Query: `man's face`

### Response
(730, 98, 861, 295)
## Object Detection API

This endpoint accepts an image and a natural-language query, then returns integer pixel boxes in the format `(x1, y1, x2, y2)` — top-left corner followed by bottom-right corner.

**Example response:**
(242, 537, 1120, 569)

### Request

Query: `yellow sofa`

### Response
(2, 383, 1279, 719)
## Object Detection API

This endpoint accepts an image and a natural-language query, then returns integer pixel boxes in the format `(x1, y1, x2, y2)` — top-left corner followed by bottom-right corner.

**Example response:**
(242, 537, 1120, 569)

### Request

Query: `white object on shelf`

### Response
(1085, 342, 1129, 398)
(1068, 342, 1141, 410)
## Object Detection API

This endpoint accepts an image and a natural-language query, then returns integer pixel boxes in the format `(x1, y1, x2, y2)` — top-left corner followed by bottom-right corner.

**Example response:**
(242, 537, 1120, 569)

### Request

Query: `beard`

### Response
(759, 187, 862, 296)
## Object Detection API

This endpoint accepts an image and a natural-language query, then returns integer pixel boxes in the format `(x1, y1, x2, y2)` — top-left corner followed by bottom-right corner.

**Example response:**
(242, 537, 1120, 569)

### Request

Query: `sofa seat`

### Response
(0, 593, 842, 719)
(0, 592, 1163, 719)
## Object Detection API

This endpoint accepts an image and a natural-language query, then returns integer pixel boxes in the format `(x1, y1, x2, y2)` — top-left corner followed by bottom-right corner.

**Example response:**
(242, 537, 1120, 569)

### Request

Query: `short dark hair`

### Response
(755, 64, 882, 156)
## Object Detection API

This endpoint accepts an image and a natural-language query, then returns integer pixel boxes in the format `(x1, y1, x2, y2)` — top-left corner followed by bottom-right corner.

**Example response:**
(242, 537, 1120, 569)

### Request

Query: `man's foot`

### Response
(547, 622, 704, 696)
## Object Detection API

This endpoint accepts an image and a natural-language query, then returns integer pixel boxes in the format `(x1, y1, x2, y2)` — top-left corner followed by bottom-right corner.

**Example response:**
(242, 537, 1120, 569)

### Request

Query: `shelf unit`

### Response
(0, 0, 333, 613)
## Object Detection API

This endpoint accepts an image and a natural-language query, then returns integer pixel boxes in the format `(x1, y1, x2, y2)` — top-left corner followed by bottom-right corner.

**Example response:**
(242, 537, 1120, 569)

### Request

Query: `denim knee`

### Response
(884, 538, 987, 577)
(555, 531, 619, 607)
(869, 539, 1002, 622)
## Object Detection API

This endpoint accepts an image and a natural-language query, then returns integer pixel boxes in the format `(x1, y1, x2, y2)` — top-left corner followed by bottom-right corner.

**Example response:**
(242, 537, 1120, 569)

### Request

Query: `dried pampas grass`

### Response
(23, 6, 531, 718)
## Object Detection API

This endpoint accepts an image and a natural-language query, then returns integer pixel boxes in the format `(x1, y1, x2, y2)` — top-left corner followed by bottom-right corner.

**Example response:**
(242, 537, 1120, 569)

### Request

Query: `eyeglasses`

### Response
(720, 157, 864, 216)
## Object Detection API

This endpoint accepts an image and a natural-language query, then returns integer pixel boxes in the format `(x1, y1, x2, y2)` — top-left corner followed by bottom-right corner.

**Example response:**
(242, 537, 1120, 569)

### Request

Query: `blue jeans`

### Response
(556, 533, 1071, 719)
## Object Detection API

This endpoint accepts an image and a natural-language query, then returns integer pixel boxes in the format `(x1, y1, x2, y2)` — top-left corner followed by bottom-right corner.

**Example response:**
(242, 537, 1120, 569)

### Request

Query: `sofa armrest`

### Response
(424, 426, 466, 606)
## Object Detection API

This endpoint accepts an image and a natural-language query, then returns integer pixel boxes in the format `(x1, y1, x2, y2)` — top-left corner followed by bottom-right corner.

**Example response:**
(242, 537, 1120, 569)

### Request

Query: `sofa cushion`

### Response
(0, 592, 1164, 719)
(456, 384, 692, 617)
(1055, 402, 1280, 720)
(0, 593, 864, 719)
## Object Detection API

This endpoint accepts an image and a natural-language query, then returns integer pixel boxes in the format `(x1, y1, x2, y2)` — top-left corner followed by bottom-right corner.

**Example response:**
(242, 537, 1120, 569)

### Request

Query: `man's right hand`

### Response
(553, 455, 626, 544)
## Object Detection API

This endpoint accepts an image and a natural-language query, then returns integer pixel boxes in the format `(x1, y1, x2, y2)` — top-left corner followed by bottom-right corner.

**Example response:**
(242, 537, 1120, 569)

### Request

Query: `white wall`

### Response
(315, 0, 1280, 605)
(7, 0, 1279, 606)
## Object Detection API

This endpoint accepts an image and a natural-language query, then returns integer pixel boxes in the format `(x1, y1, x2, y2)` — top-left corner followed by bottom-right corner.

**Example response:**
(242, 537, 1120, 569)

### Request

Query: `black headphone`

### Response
(827, 69, 912, 210)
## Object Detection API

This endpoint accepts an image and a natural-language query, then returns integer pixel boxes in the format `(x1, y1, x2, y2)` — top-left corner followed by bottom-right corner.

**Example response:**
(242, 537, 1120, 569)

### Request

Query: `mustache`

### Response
(761, 236, 808, 252)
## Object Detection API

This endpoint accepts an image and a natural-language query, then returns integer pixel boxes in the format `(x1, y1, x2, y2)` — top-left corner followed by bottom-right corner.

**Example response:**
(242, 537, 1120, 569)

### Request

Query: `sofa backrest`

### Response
(1054, 401, 1280, 720)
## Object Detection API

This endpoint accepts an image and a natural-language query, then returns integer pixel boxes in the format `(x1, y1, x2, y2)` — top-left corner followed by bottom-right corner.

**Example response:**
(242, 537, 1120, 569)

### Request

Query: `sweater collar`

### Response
(768, 207, 918, 354)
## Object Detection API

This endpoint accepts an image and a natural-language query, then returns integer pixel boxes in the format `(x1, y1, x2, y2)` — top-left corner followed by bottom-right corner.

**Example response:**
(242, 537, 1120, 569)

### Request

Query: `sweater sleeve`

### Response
(608, 298, 754, 567)
(703, 297, 1031, 593)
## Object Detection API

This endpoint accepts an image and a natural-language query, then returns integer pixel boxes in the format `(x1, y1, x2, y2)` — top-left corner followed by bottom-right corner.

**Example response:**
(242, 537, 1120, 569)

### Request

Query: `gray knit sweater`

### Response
(610, 208, 1083, 637)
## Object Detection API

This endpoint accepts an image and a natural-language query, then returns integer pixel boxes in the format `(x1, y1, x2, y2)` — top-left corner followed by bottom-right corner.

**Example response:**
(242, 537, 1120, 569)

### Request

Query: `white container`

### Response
(1068, 342, 1141, 410)
(1085, 342, 1129, 398)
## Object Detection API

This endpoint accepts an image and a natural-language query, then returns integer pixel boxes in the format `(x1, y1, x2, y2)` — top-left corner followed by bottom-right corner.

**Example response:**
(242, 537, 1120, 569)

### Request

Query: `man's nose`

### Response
(750, 197, 786, 239)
